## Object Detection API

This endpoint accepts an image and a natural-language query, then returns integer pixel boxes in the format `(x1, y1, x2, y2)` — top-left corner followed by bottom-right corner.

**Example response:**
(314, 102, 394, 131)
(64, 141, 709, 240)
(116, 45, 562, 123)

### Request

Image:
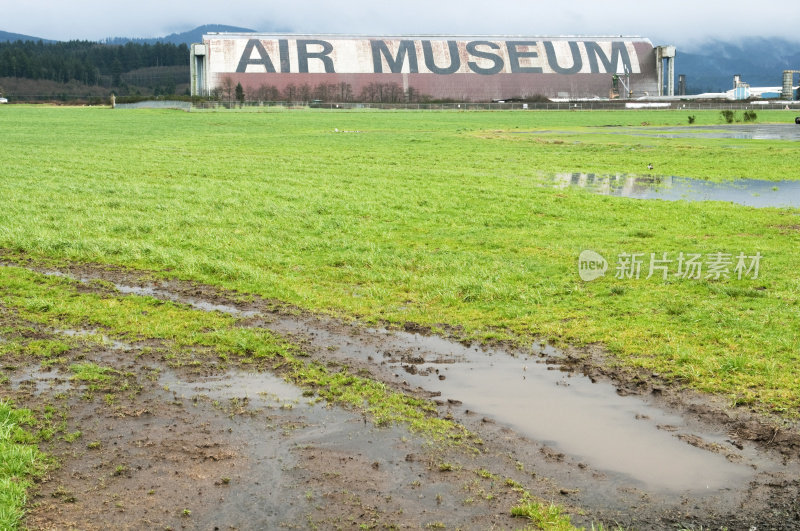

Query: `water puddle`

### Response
(8, 366, 72, 396)
(630, 124, 800, 141)
(6, 265, 784, 495)
(550, 172, 800, 208)
(159, 370, 303, 405)
(5, 328, 136, 394)
(527, 124, 800, 141)
(265, 321, 764, 493)
(58, 328, 131, 350)
(96, 280, 777, 493)
(114, 284, 260, 317)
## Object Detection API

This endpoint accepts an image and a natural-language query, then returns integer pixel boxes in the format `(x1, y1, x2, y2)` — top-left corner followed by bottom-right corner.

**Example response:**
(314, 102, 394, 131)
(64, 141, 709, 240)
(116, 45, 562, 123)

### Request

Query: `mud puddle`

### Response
(7, 347, 530, 529)
(159, 369, 304, 405)
(58, 328, 131, 350)
(6, 261, 800, 528)
(114, 283, 261, 318)
(550, 172, 800, 208)
(378, 338, 755, 492)
(68, 275, 787, 495)
(8, 366, 72, 396)
(268, 322, 777, 493)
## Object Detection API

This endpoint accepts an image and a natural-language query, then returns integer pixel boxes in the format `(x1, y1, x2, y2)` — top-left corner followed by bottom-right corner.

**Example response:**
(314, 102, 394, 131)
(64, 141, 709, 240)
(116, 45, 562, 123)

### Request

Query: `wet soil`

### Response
(2, 256, 800, 529)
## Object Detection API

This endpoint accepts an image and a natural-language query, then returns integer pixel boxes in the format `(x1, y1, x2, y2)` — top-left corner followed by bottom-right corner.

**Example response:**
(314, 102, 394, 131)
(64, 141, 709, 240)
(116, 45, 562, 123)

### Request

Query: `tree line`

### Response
(218, 76, 429, 104)
(0, 40, 188, 87)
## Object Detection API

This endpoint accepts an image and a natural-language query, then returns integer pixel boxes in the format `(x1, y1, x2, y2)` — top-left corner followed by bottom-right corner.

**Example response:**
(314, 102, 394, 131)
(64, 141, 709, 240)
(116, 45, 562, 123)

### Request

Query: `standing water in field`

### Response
(17, 265, 787, 498)
(550, 173, 800, 208)
(266, 322, 766, 494)
(629, 124, 800, 141)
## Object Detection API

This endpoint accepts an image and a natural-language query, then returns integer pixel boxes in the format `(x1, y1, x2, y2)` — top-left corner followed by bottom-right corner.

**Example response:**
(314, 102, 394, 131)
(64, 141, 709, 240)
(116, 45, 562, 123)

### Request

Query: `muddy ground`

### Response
(2, 258, 799, 530)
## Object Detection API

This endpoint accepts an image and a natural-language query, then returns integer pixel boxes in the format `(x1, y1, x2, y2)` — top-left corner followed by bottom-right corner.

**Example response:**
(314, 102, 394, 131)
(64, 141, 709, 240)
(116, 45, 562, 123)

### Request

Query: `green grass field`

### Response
(1, 106, 798, 409)
(1, 105, 799, 526)
(0, 400, 47, 529)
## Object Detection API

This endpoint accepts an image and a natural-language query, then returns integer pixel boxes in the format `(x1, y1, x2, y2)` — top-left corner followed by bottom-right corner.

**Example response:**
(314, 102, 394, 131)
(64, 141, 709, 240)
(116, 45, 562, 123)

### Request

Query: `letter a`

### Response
(236, 40, 277, 73)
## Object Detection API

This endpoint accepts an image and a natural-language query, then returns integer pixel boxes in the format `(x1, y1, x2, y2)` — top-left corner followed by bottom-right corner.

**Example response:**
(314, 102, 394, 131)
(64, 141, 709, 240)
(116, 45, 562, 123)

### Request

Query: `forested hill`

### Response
(0, 25, 251, 98)
(0, 30, 54, 43)
(0, 40, 188, 86)
(103, 24, 257, 45)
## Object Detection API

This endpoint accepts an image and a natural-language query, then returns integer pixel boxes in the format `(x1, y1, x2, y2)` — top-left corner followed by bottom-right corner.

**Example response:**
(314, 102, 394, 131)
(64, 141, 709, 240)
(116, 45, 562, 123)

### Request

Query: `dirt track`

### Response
(3, 259, 799, 529)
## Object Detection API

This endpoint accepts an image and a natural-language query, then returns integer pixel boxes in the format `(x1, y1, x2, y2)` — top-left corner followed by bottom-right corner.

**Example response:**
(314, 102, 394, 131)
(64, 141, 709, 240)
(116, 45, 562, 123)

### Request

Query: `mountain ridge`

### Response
(102, 24, 259, 45)
(0, 30, 56, 43)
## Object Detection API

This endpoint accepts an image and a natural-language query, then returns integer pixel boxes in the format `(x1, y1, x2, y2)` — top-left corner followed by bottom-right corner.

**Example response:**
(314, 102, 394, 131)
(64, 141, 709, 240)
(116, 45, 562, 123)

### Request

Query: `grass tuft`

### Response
(0, 400, 49, 530)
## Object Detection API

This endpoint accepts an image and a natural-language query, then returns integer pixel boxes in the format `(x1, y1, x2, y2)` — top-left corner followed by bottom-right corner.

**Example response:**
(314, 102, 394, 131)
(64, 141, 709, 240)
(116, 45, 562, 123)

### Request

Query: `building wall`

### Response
(195, 34, 659, 101)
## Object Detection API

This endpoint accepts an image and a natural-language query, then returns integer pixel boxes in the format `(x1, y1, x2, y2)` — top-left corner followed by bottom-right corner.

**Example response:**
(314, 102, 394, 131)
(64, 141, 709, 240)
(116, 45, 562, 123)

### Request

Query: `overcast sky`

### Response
(3, 1, 799, 49)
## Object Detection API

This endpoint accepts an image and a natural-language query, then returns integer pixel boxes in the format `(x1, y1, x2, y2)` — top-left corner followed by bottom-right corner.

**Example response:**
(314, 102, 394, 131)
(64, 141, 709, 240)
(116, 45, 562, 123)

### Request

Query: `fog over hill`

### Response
(102, 24, 259, 45)
(678, 38, 800, 93)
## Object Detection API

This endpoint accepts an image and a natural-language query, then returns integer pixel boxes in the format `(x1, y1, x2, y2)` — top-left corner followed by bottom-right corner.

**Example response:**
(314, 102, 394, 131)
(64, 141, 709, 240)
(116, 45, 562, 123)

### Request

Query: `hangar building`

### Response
(190, 33, 674, 101)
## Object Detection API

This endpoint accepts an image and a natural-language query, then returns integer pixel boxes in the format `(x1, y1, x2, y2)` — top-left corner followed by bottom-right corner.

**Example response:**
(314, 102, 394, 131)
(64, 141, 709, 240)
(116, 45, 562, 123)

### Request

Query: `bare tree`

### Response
(283, 83, 297, 101)
(298, 83, 312, 102)
(219, 75, 235, 102)
(338, 82, 353, 102)
(313, 82, 338, 101)
(256, 84, 268, 101)
(257, 84, 280, 101)
(359, 82, 379, 102)
(386, 82, 403, 103)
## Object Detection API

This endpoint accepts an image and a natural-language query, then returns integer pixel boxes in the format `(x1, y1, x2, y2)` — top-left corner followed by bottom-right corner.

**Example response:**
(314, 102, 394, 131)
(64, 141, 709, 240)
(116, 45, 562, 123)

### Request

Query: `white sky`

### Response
(3, 0, 799, 49)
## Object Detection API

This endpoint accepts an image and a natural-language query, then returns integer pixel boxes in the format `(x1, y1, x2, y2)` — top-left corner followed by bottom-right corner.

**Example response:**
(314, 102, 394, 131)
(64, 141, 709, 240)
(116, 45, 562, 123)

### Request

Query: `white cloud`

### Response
(3, 0, 800, 46)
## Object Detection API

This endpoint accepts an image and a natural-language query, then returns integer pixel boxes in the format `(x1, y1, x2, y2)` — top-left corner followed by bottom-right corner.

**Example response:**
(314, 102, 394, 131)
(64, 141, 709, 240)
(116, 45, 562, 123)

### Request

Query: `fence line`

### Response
(115, 100, 191, 110)
(190, 100, 800, 112)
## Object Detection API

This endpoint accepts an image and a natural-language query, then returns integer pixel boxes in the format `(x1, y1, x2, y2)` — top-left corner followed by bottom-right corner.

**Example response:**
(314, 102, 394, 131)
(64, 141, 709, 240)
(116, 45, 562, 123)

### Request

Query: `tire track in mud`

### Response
(2, 258, 799, 529)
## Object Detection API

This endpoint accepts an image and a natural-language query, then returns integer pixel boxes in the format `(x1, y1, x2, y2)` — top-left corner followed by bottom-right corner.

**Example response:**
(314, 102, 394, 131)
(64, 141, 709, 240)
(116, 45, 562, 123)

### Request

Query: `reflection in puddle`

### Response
(159, 370, 303, 405)
(525, 124, 800, 141)
(9, 367, 72, 396)
(115, 284, 260, 317)
(348, 328, 757, 493)
(58, 328, 131, 350)
(631, 124, 800, 141)
(551, 172, 800, 208)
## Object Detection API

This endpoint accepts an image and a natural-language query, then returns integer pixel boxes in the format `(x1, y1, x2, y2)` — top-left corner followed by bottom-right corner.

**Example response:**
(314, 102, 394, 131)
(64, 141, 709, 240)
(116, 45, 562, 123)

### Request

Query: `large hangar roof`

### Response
(203, 33, 652, 43)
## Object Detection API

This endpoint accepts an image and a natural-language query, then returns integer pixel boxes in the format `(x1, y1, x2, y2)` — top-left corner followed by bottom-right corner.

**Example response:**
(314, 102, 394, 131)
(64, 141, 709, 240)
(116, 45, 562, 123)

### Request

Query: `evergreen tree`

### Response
(0, 40, 189, 90)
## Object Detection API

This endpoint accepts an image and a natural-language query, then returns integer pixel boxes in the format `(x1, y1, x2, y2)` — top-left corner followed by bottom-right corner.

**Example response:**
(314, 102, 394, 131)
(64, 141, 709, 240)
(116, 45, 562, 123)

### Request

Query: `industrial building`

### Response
(190, 33, 675, 102)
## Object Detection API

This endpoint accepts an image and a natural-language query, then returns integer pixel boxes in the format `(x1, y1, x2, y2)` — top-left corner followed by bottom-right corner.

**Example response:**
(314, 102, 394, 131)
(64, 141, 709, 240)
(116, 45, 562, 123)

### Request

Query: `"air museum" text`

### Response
(234, 39, 638, 76)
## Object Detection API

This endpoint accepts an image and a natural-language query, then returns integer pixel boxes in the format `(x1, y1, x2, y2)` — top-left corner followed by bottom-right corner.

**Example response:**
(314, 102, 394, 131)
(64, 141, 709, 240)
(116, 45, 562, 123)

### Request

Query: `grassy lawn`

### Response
(0, 106, 798, 414)
(1, 105, 797, 529)
(0, 400, 47, 529)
